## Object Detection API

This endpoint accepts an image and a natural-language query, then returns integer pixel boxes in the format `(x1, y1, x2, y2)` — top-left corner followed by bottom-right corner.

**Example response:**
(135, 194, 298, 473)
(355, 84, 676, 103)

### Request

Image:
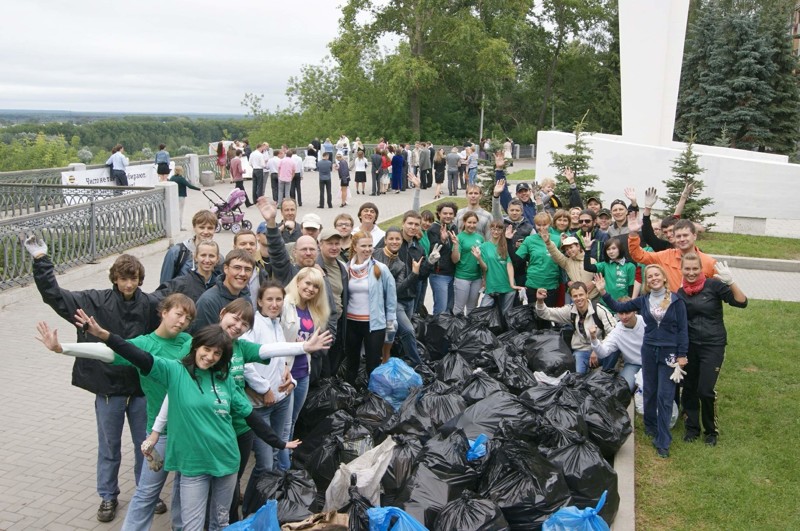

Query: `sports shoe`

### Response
(656, 447, 670, 458)
(683, 432, 699, 443)
(705, 434, 718, 447)
(97, 499, 118, 522)
(154, 498, 167, 514)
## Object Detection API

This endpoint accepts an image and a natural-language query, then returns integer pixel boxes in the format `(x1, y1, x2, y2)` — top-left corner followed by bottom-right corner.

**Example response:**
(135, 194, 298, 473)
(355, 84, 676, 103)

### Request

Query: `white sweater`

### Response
(242, 312, 295, 407)
(591, 315, 645, 365)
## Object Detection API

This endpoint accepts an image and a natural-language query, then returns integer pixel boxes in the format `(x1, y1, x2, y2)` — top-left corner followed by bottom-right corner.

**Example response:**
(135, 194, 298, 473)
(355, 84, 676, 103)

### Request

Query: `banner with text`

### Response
(61, 164, 162, 187)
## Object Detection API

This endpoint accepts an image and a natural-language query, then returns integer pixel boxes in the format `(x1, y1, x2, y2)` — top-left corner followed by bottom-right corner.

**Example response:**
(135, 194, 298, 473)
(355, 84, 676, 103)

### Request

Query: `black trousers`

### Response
(682, 343, 725, 436)
(318, 180, 332, 207)
(458, 167, 466, 189)
(290, 173, 302, 205)
(252, 169, 264, 201)
(420, 168, 432, 189)
(371, 170, 379, 195)
(228, 430, 254, 523)
(234, 180, 252, 206)
(270, 173, 279, 201)
(344, 320, 385, 386)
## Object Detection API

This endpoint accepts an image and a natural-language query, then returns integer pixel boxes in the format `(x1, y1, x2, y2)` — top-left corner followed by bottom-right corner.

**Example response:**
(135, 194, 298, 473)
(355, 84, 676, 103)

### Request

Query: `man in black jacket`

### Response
(370, 150, 383, 196)
(27, 237, 160, 523)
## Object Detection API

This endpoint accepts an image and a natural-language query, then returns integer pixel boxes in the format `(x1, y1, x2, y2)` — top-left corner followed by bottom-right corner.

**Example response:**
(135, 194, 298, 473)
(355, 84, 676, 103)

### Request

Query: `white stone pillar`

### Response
(156, 181, 180, 240)
(67, 163, 87, 171)
(619, 0, 690, 146)
(186, 154, 200, 185)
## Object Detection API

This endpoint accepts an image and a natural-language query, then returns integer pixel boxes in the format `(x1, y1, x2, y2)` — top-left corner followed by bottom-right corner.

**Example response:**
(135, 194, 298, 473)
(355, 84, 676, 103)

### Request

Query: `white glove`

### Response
(644, 187, 658, 209)
(386, 320, 396, 333)
(667, 362, 686, 384)
(24, 235, 48, 258)
(714, 261, 734, 285)
(427, 243, 442, 265)
(141, 441, 164, 472)
(518, 289, 528, 306)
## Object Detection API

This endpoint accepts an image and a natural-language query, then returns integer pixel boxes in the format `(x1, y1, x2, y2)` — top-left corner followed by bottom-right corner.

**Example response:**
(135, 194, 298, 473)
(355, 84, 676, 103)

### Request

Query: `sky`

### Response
(0, 1, 346, 115)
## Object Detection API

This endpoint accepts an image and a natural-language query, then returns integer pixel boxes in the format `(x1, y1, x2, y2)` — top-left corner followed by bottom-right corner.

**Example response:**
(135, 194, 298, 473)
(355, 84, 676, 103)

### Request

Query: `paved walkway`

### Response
(0, 165, 797, 530)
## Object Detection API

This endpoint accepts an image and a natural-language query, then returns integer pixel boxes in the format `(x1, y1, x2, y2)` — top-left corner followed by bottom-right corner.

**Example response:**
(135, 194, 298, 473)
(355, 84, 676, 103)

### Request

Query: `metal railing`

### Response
(0, 183, 155, 218)
(0, 188, 166, 291)
(0, 156, 192, 185)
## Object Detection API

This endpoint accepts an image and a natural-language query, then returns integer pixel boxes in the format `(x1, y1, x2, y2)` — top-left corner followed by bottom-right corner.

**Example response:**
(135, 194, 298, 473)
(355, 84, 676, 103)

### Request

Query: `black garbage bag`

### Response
(416, 380, 468, 430)
(296, 378, 359, 438)
(426, 313, 468, 360)
(414, 360, 438, 385)
(460, 369, 508, 405)
(505, 305, 535, 333)
(519, 381, 587, 410)
(381, 435, 424, 506)
(436, 352, 474, 383)
(577, 369, 632, 408)
(579, 395, 632, 460)
(468, 305, 505, 335)
(249, 469, 316, 523)
(445, 391, 536, 440)
(489, 349, 538, 395)
(381, 387, 437, 440)
(455, 323, 500, 363)
(354, 392, 395, 435)
(398, 430, 480, 528)
(340, 418, 375, 464)
(304, 420, 374, 494)
(345, 473, 373, 531)
(479, 439, 571, 530)
(494, 417, 576, 454)
(522, 331, 574, 377)
(412, 314, 430, 343)
(544, 436, 619, 525)
(293, 410, 354, 466)
(542, 399, 588, 437)
(433, 491, 510, 531)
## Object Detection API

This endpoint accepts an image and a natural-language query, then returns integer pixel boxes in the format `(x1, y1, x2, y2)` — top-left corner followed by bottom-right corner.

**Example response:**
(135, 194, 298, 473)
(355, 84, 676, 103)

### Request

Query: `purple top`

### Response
(291, 306, 314, 379)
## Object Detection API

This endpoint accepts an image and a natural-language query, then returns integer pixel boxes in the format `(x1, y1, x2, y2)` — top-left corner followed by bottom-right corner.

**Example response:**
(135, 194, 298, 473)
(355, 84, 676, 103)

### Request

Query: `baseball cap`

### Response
(301, 213, 322, 230)
(610, 199, 627, 209)
(256, 221, 267, 234)
(516, 182, 531, 192)
(586, 196, 602, 205)
(598, 208, 611, 218)
(561, 236, 580, 248)
(317, 227, 342, 242)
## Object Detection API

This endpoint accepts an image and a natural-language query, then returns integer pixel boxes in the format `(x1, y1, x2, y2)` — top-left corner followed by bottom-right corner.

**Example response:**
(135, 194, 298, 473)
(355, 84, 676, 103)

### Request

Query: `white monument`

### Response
(535, 0, 800, 237)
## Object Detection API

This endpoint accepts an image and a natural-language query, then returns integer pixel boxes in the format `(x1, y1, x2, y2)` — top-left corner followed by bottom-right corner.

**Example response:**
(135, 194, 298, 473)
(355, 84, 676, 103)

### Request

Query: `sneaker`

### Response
(705, 434, 718, 447)
(97, 499, 118, 522)
(656, 447, 670, 458)
(683, 432, 699, 443)
(154, 498, 167, 514)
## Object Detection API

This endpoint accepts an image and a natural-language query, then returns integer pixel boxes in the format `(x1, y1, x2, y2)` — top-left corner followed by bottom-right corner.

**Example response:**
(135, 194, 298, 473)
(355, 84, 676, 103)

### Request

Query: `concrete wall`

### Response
(535, 131, 800, 237)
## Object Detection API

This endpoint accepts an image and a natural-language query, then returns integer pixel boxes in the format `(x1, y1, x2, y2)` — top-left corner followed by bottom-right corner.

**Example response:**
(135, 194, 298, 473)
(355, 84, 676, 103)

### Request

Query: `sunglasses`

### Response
(579, 219, 593, 224)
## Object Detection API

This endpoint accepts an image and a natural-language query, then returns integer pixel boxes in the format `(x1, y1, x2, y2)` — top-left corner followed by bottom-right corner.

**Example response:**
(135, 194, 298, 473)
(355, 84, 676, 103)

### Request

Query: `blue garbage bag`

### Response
(368, 506, 429, 531)
(542, 490, 610, 531)
(466, 434, 488, 461)
(369, 358, 423, 410)
(227, 499, 280, 531)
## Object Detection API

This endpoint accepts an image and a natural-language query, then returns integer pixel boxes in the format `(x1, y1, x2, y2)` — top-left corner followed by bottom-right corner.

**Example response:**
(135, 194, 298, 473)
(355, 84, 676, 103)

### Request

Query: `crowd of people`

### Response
(29, 134, 748, 529)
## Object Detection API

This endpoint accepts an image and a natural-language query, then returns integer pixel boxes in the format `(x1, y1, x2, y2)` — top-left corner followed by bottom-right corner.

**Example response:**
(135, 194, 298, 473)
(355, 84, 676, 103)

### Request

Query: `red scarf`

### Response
(682, 275, 706, 296)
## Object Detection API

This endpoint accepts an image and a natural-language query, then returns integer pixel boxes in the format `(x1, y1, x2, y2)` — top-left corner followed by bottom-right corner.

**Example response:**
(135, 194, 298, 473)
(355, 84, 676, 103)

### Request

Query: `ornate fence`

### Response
(0, 183, 154, 218)
(0, 188, 166, 291)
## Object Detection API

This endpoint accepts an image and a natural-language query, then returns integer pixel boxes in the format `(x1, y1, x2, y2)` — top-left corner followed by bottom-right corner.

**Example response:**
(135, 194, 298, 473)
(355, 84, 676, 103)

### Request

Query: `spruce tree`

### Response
(663, 137, 716, 227)
(761, 13, 800, 156)
(549, 112, 601, 201)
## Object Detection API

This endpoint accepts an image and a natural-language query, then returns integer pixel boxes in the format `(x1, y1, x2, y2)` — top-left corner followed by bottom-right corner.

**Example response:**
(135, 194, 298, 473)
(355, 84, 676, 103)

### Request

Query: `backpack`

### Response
(560, 300, 609, 347)
(172, 243, 191, 279)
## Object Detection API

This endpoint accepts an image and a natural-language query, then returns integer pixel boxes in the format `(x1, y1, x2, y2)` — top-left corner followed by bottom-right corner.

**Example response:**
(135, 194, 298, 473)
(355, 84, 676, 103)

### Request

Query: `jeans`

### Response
(252, 169, 265, 201)
(395, 299, 422, 365)
(414, 278, 427, 315)
(641, 344, 678, 451)
(95, 394, 147, 501)
(270, 173, 279, 201)
(318, 180, 332, 207)
(453, 278, 482, 316)
(242, 398, 292, 515)
(288, 375, 309, 440)
(447, 169, 458, 195)
(122, 434, 182, 531)
(277, 181, 292, 205)
(682, 343, 725, 437)
(480, 291, 515, 315)
(573, 349, 591, 374)
(600, 350, 621, 371)
(180, 473, 237, 531)
(619, 362, 642, 393)
(429, 274, 455, 315)
(468, 167, 477, 185)
(290, 173, 303, 205)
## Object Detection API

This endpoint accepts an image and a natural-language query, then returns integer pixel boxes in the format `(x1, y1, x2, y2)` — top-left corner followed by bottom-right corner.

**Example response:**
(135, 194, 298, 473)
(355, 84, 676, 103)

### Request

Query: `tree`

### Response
(664, 137, 716, 227)
(548, 112, 601, 201)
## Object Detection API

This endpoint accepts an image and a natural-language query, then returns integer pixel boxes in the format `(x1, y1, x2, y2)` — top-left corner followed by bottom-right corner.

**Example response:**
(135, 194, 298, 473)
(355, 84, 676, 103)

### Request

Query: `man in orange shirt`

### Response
(627, 215, 716, 290)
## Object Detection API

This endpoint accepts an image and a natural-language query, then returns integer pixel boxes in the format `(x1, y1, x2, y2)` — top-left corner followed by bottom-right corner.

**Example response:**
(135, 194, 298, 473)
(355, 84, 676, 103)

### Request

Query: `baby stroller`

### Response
(204, 188, 252, 234)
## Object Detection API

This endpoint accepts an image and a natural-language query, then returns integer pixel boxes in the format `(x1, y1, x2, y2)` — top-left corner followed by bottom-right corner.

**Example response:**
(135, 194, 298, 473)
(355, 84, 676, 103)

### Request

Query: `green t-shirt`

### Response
(455, 231, 484, 280)
(594, 260, 636, 305)
(146, 356, 253, 477)
(480, 241, 513, 295)
(419, 231, 430, 255)
(515, 228, 561, 289)
(113, 332, 193, 434)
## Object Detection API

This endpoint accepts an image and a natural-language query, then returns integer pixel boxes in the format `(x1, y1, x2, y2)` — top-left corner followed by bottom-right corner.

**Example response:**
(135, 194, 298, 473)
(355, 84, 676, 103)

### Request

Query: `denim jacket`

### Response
(355, 259, 397, 331)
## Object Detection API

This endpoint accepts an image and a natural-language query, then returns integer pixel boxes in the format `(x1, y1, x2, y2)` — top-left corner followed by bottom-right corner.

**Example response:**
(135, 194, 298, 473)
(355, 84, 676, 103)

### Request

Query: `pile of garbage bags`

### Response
(252, 308, 631, 530)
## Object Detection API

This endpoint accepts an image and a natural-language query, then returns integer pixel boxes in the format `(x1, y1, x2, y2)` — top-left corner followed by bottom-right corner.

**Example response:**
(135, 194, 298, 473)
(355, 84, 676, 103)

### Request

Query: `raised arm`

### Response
(73, 309, 155, 373)
(35, 322, 116, 362)
(257, 197, 294, 285)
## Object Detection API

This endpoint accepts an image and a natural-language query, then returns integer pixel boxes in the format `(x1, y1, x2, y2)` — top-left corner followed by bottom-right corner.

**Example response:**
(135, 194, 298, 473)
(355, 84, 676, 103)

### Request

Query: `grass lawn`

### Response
(379, 196, 468, 229)
(635, 299, 800, 530)
(506, 168, 535, 181)
(698, 232, 800, 260)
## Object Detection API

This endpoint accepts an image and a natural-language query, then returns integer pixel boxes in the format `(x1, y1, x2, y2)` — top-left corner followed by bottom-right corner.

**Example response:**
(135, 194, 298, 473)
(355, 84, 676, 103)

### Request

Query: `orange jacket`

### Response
(627, 233, 716, 291)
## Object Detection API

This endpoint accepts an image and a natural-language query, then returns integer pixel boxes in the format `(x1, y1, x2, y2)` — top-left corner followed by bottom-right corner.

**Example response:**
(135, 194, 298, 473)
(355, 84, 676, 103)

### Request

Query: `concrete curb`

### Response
(711, 254, 800, 273)
(612, 403, 636, 530)
(0, 239, 171, 310)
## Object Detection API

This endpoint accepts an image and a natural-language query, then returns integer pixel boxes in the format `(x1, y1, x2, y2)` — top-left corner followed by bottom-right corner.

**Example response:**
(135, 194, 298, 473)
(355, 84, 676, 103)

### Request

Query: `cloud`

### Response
(0, 0, 342, 113)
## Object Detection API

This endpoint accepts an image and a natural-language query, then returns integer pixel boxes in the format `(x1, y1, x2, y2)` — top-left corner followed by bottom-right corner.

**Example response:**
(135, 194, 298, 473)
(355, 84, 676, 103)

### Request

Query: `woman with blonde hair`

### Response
(595, 264, 688, 459)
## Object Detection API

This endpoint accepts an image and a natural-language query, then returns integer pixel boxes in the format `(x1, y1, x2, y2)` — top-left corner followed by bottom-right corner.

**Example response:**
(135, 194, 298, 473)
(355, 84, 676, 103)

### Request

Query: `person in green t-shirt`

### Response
(515, 211, 563, 327)
(582, 236, 638, 307)
(475, 220, 524, 315)
(451, 211, 485, 316)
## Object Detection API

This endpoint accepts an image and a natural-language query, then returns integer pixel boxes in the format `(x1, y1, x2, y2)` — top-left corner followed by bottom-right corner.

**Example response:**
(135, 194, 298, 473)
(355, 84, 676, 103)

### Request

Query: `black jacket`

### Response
(373, 248, 419, 301)
(33, 255, 158, 396)
(154, 269, 217, 303)
(427, 222, 458, 276)
(192, 274, 249, 332)
(505, 218, 533, 283)
(677, 278, 747, 346)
